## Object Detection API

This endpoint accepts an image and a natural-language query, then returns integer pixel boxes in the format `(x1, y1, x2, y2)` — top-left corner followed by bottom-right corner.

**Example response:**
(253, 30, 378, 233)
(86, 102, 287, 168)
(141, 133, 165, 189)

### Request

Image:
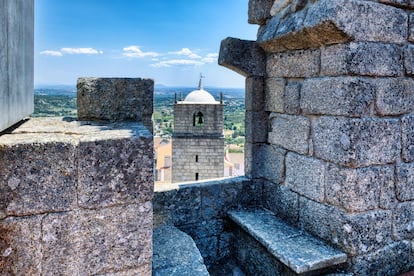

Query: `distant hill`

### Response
(155, 87, 245, 99)
(34, 85, 245, 99)
(34, 85, 76, 96)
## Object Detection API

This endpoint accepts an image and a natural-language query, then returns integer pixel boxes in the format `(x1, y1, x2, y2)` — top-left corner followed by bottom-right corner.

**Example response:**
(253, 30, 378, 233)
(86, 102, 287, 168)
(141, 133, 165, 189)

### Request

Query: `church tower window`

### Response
(193, 111, 204, 126)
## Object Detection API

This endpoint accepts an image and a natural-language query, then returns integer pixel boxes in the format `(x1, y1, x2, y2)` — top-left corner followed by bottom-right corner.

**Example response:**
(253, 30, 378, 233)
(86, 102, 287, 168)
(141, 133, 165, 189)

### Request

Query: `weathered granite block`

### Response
(304, 0, 407, 44)
(404, 44, 414, 75)
(243, 179, 263, 208)
(271, 0, 318, 17)
(199, 177, 258, 220)
(272, 9, 311, 51)
(379, 171, 398, 210)
(286, 153, 325, 202)
(77, 133, 153, 209)
(200, 182, 225, 220)
(234, 224, 291, 275)
(248, 0, 274, 24)
(301, 77, 375, 117)
(0, 133, 77, 217)
(218, 231, 234, 260)
(77, 78, 153, 124)
(41, 203, 152, 275)
(253, 143, 286, 184)
(284, 81, 301, 114)
(219, 37, 266, 77)
(180, 220, 225, 240)
(0, 216, 41, 275)
(326, 164, 394, 212)
(410, 13, 414, 42)
(265, 78, 301, 114)
(257, 15, 285, 51)
(0, 117, 153, 274)
(352, 241, 414, 276)
(402, 114, 414, 162)
(392, 202, 414, 240)
(244, 142, 255, 179)
(321, 42, 403, 77)
(268, 113, 310, 155)
(299, 197, 343, 246)
(376, 78, 414, 116)
(313, 117, 400, 167)
(299, 198, 393, 256)
(378, 0, 414, 8)
(229, 209, 347, 274)
(245, 76, 265, 111)
(153, 225, 208, 276)
(258, 0, 406, 52)
(153, 186, 201, 226)
(270, 0, 291, 16)
(265, 77, 286, 113)
(1, 119, 154, 215)
(259, 7, 329, 53)
(396, 161, 414, 201)
(267, 49, 320, 77)
(339, 210, 393, 256)
(263, 181, 299, 226)
(245, 111, 268, 143)
(194, 236, 219, 266)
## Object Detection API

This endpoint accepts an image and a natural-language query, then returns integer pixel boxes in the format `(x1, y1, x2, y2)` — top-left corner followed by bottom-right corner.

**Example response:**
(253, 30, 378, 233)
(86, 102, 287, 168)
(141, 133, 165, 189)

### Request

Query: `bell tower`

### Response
(172, 77, 224, 183)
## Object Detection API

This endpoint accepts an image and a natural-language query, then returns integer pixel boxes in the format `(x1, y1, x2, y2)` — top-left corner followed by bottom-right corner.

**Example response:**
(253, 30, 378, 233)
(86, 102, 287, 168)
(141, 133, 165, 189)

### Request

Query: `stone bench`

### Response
(153, 225, 209, 276)
(229, 209, 347, 275)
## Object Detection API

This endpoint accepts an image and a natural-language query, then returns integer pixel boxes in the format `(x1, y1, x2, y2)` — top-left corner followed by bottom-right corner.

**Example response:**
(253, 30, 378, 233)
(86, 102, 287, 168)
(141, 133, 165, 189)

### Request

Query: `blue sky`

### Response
(35, 0, 258, 88)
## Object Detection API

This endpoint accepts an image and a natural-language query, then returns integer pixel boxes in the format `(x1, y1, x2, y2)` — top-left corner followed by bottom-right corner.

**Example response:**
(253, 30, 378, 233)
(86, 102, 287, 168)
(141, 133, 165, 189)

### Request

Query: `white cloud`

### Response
(202, 53, 218, 63)
(168, 48, 201, 59)
(123, 45, 159, 58)
(151, 59, 204, 68)
(61, 47, 103, 55)
(40, 50, 63, 57)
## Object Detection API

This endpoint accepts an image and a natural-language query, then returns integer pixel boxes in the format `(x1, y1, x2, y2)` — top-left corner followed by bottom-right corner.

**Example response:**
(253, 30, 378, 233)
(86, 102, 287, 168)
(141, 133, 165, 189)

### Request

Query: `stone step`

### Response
(153, 225, 209, 276)
(228, 209, 347, 275)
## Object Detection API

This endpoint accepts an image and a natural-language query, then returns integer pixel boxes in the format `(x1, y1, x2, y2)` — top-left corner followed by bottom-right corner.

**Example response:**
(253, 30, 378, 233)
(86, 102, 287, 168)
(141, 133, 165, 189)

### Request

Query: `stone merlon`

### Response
(219, 37, 266, 77)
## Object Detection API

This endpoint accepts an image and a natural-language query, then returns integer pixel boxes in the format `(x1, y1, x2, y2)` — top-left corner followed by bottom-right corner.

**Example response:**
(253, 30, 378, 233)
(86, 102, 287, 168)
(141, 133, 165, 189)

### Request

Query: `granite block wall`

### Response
(0, 0, 34, 132)
(172, 138, 224, 183)
(153, 177, 262, 267)
(220, 0, 414, 274)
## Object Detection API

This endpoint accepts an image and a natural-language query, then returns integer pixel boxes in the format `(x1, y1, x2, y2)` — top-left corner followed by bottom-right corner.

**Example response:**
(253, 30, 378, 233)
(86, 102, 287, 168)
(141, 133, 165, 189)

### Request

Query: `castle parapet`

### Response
(0, 77, 154, 274)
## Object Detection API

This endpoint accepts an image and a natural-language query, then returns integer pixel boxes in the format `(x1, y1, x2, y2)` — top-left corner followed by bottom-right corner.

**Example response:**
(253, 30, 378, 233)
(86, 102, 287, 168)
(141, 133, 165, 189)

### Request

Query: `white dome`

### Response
(183, 89, 218, 104)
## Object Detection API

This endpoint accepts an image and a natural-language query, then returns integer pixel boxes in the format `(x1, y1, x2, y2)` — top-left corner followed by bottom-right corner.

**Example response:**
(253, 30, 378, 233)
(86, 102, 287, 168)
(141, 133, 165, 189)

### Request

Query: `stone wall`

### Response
(0, 78, 154, 275)
(172, 138, 224, 183)
(153, 177, 262, 267)
(0, 0, 34, 132)
(220, 0, 414, 274)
